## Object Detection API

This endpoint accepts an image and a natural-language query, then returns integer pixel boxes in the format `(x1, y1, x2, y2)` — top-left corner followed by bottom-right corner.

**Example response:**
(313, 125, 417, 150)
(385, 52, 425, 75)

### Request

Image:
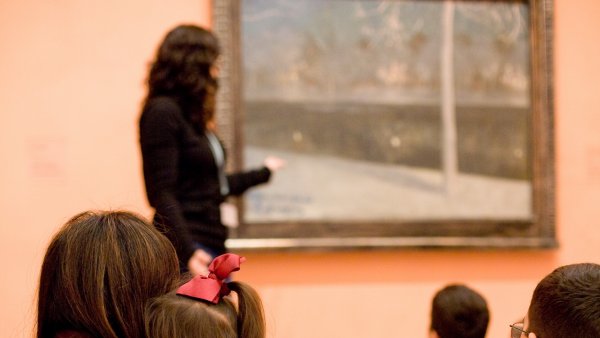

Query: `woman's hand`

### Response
(187, 249, 212, 276)
(263, 156, 286, 172)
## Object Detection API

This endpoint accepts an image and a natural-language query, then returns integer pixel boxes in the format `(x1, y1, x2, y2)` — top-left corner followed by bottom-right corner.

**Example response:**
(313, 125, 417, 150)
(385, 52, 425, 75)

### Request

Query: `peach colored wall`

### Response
(1, 0, 599, 337)
(0, 0, 211, 336)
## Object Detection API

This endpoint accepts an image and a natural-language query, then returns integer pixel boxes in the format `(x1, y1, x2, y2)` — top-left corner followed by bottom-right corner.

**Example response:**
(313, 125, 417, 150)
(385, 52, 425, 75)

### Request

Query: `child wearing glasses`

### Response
(144, 253, 265, 338)
(429, 284, 490, 338)
(510, 263, 600, 338)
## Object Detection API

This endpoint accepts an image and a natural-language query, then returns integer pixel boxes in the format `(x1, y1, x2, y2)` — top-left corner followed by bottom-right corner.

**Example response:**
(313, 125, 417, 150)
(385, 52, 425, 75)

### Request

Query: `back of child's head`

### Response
(145, 254, 266, 338)
(528, 263, 600, 337)
(37, 210, 180, 338)
(145, 291, 236, 338)
(430, 284, 489, 338)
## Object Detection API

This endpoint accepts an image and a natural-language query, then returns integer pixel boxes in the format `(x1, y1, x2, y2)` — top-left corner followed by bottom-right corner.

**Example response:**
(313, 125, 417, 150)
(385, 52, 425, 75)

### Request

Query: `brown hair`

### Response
(37, 210, 180, 338)
(144, 24, 220, 131)
(528, 263, 600, 338)
(145, 281, 266, 338)
(430, 284, 489, 338)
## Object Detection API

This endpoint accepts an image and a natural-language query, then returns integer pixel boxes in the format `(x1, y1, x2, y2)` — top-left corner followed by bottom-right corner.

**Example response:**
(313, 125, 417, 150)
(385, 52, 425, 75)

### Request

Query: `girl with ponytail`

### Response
(145, 253, 266, 338)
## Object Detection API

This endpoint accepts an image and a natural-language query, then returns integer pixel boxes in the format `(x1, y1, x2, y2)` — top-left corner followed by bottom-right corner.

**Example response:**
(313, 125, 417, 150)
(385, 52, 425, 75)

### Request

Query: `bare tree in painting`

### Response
(455, 3, 528, 93)
(296, 32, 326, 90)
(441, 2, 526, 194)
(353, 2, 409, 88)
(441, 1, 457, 194)
(491, 6, 526, 90)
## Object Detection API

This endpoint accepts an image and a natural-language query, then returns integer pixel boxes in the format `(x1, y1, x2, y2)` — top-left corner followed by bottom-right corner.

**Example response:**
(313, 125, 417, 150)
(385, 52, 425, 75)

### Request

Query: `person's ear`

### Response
(528, 333, 537, 338)
(429, 330, 439, 338)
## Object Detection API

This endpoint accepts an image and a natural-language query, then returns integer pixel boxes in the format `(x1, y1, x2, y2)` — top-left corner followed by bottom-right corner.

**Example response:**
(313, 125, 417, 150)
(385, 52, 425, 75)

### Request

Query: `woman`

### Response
(139, 24, 283, 275)
(36, 210, 180, 338)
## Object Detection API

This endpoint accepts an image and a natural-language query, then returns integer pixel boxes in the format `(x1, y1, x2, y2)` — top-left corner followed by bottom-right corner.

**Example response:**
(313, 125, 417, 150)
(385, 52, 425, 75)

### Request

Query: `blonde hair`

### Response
(145, 281, 265, 338)
(37, 210, 180, 338)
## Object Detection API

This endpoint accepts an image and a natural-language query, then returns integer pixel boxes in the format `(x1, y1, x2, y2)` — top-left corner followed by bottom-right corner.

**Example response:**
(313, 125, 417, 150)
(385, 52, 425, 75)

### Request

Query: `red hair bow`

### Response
(176, 253, 246, 304)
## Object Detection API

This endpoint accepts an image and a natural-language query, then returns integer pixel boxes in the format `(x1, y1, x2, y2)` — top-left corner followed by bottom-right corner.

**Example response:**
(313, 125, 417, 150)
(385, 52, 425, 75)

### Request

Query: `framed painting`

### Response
(212, 0, 555, 250)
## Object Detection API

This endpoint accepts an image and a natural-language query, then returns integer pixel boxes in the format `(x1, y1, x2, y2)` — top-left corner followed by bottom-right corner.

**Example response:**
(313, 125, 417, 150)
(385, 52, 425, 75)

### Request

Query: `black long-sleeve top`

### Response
(139, 96, 271, 264)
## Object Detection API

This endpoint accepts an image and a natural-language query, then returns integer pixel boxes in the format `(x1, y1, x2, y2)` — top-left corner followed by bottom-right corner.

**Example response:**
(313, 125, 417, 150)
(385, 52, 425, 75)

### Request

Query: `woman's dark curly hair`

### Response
(144, 24, 220, 130)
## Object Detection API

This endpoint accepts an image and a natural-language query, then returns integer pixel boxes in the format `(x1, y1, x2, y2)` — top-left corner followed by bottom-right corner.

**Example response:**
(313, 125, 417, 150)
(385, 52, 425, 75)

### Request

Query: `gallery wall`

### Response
(1, 0, 600, 337)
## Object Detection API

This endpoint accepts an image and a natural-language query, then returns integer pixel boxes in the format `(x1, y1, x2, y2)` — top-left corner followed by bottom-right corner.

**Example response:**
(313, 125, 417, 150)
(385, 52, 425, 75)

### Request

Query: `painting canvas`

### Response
(212, 0, 555, 249)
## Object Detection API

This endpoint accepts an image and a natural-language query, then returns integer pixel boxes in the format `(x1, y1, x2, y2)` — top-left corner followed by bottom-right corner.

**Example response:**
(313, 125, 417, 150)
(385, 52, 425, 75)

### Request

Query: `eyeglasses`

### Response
(510, 322, 531, 338)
